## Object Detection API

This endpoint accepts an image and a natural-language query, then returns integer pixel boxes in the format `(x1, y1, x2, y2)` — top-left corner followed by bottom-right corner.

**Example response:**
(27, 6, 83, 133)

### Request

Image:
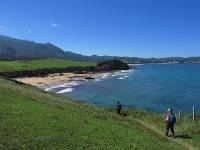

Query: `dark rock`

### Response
(85, 77, 94, 80)
(0, 60, 130, 78)
(0, 66, 97, 78)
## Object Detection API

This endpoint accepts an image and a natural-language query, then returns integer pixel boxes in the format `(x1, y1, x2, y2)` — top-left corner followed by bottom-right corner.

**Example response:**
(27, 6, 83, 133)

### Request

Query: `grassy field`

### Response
(0, 77, 199, 150)
(0, 58, 96, 72)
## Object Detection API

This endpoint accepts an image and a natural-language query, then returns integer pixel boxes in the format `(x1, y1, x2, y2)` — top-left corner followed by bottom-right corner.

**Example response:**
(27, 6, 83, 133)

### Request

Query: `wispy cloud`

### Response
(50, 23, 58, 28)
(0, 25, 8, 31)
(27, 29, 32, 33)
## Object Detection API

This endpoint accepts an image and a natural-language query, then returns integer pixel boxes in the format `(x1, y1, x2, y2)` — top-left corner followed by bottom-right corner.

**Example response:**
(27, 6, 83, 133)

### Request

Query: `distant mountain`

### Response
(0, 35, 66, 59)
(0, 34, 200, 64)
(0, 35, 128, 61)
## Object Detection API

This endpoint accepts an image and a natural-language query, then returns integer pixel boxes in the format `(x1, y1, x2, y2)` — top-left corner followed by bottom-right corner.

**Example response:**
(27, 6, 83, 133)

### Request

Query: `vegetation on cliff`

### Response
(0, 59, 130, 78)
(97, 60, 129, 71)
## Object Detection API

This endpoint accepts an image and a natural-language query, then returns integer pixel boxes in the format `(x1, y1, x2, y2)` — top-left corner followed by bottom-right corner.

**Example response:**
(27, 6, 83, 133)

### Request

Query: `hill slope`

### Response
(1, 34, 200, 63)
(1, 77, 199, 149)
(0, 35, 118, 61)
(0, 35, 66, 59)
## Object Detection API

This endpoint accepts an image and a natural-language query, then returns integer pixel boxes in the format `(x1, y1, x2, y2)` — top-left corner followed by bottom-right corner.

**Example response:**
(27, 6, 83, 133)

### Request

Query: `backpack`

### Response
(169, 113, 176, 123)
(117, 104, 121, 110)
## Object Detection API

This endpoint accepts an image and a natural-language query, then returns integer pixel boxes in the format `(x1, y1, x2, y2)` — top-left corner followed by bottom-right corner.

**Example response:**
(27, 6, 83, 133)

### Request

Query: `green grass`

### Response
(0, 58, 96, 72)
(0, 77, 199, 149)
(126, 109, 200, 149)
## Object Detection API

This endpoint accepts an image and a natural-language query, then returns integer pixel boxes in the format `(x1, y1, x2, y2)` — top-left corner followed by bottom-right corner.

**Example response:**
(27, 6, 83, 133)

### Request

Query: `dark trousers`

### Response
(166, 122, 175, 136)
(117, 109, 121, 115)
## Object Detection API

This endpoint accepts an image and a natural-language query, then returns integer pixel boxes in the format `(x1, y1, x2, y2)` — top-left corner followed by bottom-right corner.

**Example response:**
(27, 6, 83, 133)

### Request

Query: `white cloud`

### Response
(0, 25, 8, 31)
(50, 23, 58, 28)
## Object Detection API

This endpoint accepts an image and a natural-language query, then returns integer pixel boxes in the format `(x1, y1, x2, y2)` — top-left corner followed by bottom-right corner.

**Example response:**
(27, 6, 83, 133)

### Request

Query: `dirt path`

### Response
(128, 116, 197, 150)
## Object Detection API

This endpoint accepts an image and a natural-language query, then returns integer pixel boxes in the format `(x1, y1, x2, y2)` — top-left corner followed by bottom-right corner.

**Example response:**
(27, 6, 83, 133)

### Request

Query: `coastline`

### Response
(12, 60, 132, 93)
(14, 69, 133, 93)
(14, 72, 98, 88)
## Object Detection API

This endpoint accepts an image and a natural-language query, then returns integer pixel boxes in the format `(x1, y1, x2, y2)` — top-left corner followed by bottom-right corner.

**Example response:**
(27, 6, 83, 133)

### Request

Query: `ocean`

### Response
(49, 64, 200, 113)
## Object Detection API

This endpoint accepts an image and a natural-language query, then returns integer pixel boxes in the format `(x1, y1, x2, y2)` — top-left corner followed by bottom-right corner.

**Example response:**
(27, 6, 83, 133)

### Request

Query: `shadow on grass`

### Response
(175, 134, 193, 139)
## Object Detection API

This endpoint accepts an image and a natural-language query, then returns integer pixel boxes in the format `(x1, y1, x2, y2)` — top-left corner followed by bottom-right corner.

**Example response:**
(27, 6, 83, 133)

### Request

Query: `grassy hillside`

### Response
(0, 77, 199, 149)
(0, 58, 95, 72)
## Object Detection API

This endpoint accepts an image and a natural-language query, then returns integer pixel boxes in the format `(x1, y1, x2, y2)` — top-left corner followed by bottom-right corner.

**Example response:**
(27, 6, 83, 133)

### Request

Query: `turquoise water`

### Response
(63, 64, 200, 112)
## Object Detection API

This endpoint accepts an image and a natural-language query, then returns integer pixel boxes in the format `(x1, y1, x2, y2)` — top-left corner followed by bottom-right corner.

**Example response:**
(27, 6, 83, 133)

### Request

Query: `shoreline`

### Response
(14, 72, 99, 88)
(14, 69, 133, 93)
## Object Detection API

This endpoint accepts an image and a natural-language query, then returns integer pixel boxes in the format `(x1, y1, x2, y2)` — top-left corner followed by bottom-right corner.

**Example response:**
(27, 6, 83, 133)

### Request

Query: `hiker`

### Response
(116, 101, 122, 115)
(165, 108, 176, 137)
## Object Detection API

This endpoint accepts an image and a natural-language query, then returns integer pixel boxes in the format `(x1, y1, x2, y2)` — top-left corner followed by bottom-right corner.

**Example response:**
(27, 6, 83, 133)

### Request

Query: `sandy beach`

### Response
(14, 72, 97, 87)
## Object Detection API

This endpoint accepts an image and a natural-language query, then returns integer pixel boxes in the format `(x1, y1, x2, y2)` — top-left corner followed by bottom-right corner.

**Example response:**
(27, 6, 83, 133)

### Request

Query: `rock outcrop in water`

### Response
(0, 60, 130, 78)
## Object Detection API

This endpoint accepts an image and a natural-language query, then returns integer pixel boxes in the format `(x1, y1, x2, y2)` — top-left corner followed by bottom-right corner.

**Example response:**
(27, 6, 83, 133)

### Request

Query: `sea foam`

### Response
(57, 88, 74, 93)
(45, 81, 78, 91)
(101, 74, 108, 79)
(121, 70, 131, 73)
(94, 78, 102, 81)
(111, 74, 117, 76)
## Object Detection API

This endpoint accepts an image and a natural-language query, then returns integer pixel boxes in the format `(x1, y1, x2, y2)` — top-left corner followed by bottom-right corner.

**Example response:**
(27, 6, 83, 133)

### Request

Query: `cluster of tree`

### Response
(97, 60, 129, 71)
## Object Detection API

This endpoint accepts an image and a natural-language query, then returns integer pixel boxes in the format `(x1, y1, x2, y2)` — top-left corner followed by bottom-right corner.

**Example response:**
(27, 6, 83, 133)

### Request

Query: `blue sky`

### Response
(0, 0, 200, 57)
